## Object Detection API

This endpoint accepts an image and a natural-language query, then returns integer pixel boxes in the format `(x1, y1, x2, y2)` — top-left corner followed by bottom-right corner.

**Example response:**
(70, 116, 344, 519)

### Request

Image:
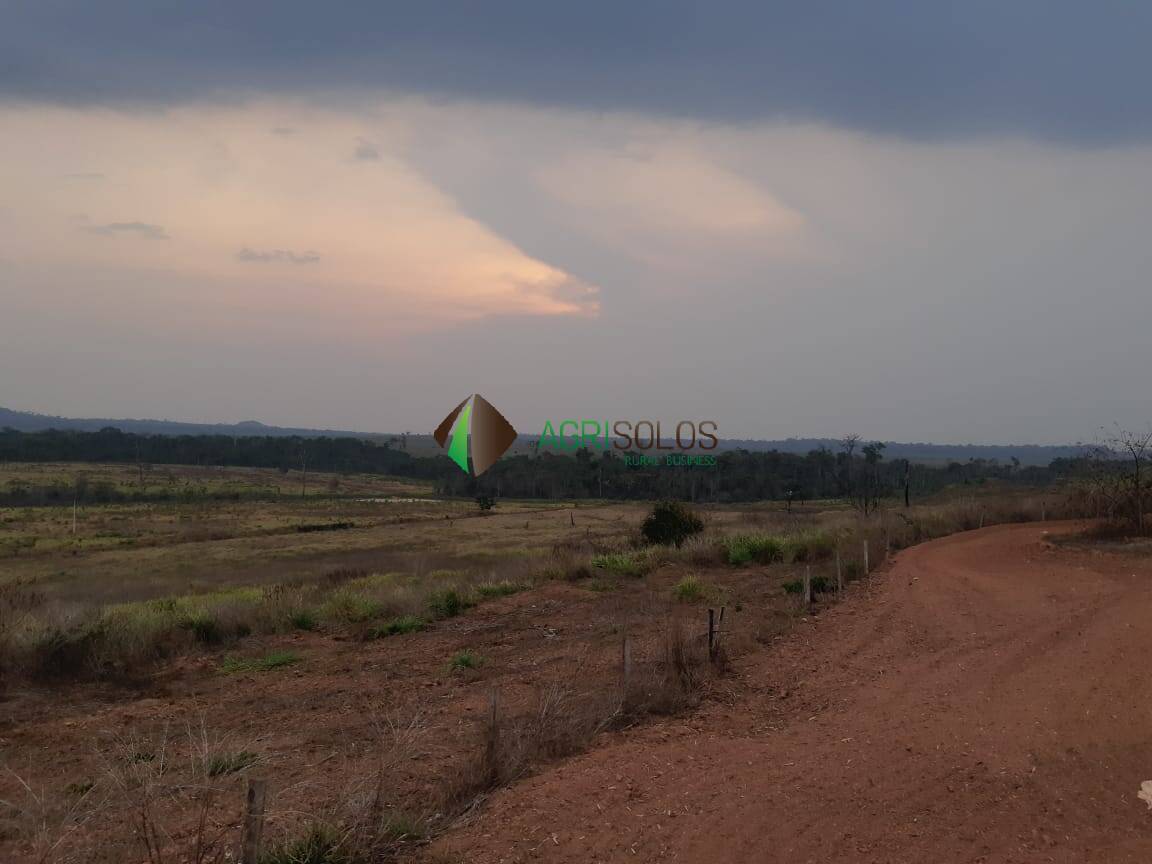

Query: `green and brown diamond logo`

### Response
(433, 394, 518, 476)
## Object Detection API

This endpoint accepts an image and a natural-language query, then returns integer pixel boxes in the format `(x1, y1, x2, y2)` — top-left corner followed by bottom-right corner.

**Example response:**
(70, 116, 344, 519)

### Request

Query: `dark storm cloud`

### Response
(3, 1, 1152, 142)
(86, 221, 168, 239)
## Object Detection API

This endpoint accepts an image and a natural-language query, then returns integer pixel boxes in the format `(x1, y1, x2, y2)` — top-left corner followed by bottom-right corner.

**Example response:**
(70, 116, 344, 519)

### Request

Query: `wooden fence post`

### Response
(620, 630, 632, 693)
(803, 565, 812, 606)
(241, 777, 267, 864)
(707, 609, 716, 658)
(835, 547, 843, 592)
(863, 539, 870, 575)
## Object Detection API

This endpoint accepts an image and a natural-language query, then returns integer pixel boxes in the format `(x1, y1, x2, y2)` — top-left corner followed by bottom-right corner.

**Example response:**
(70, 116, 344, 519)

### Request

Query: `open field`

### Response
(0, 461, 434, 500)
(430, 522, 1152, 863)
(0, 466, 1063, 862)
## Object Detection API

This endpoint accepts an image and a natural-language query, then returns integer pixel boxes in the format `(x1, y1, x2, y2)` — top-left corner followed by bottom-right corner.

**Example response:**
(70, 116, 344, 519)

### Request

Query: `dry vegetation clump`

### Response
(2, 719, 267, 864)
(0, 493, 1063, 688)
(0, 565, 504, 682)
(445, 615, 712, 813)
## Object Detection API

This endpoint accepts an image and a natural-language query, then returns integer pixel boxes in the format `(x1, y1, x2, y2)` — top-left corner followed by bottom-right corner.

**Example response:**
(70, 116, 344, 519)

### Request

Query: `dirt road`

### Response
(432, 523, 1152, 863)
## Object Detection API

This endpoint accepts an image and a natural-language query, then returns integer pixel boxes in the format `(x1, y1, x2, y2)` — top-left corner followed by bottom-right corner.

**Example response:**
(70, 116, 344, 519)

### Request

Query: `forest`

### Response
(0, 426, 1081, 506)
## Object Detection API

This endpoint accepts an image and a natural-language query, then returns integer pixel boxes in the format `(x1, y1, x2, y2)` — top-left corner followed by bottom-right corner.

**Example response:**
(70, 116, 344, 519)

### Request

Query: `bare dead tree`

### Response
(1099, 423, 1152, 534)
(840, 434, 860, 502)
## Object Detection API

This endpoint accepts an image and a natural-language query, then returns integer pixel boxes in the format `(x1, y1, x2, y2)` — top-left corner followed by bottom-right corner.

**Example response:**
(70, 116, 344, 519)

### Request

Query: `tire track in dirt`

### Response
(429, 522, 1152, 863)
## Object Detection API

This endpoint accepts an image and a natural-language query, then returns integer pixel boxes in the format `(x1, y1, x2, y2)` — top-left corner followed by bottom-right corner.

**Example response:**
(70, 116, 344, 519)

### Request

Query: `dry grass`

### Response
(0, 482, 1069, 862)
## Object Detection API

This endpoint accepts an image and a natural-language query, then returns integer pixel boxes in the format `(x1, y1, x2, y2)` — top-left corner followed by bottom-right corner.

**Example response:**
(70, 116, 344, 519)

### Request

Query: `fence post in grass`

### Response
(979, 510, 985, 529)
(241, 777, 267, 864)
(620, 629, 632, 695)
(707, 608, 716, 658)
(803, 566, 812, 606)
(863, 539, 870, 575)
(835, 547, 843, 592)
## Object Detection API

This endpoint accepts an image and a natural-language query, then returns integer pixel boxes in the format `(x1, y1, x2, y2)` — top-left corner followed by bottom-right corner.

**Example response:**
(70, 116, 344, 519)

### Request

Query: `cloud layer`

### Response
(4, 95, 1152, 441)
(86, 221, 168, 239)
(3, 2, 1152, 142)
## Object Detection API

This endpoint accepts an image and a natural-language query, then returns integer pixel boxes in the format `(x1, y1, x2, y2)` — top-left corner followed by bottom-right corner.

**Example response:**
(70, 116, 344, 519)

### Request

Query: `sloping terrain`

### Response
(431, 523, 1152, 863)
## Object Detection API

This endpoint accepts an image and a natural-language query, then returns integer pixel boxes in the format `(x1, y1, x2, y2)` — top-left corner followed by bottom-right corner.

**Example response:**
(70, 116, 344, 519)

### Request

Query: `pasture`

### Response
(0, 462, 1055, 863)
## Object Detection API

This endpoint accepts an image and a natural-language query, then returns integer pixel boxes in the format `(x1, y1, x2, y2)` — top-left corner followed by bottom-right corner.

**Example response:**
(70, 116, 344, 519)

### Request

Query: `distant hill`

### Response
(713, 437, 1088, 466)
(0, 405, 373, 440)
(0, 406, 1086, 466)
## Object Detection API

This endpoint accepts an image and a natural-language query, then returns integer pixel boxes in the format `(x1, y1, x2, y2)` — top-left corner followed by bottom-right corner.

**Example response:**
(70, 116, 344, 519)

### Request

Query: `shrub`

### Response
(475, 581, 527, 599)
(320, 589, 384, 624)
(427, 589, 472, 619)
(289, 609, 319, 631)
(673, 575, 706, 602)
(294, 522, 355, 534)
(180, 611, 224, 645)
(220, 650, 300, 674)
(539, 553, 591, 582)
(379, 812, 424, 842)
(366, 616, 426, 639)
(591, 552, 648, 578)
(260, 825, 349, 864)
(783, 575, 831, 595)
(723, 534, 784, 566)
(782, 531, 836, 563)
(641, 501, 704, 547)
(427, 569, 466, 581)
(27, 621, 104, 680)
(207, 750, 258, 777)
(449, 650, 483, 671)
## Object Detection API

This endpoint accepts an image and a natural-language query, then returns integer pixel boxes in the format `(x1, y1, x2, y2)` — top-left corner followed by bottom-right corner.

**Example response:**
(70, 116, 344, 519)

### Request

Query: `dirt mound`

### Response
(430, 523, 1152, 863)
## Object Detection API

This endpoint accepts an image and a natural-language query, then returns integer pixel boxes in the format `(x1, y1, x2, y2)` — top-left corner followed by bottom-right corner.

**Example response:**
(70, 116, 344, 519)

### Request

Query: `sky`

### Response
(2, 1, 1152, 444)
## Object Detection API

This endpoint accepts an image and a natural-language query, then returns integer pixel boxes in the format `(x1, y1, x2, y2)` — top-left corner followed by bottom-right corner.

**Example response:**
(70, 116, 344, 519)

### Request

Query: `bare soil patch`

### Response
(427, 522, 1152, 864)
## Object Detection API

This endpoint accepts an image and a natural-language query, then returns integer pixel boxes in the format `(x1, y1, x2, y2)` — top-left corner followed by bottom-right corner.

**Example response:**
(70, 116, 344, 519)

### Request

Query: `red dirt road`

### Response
(432, 523, 1152, 863)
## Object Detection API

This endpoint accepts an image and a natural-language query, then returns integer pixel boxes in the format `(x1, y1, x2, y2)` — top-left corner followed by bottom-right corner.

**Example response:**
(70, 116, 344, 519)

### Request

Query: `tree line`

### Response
(0, 426, 1082, 507)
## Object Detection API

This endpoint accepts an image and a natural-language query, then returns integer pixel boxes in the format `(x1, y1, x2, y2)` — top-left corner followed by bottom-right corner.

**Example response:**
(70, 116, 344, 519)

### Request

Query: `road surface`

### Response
(432, 523, 1152, 863)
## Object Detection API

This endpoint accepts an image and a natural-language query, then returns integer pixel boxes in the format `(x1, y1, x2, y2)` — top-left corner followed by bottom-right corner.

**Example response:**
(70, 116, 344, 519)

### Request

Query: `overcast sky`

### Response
(2, 2, 1151, 443)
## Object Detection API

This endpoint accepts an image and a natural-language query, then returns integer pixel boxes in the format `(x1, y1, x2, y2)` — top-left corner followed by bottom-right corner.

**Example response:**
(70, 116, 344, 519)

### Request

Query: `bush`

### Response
(673, 575, 707, 602)
(260, 825, 349, 864)
(220, 650, 300, 674)
(180, 612, 224, 644)
(27, 622, 104, 680)
(591, 552, 648, 578)
(475, 581, 527, 599)
(366, 616, 426, 638)
(449, 650, 483, 671)
(783, 575, 831, 595)
(294, 522, 355, 534)
(320, 589, 384, 624)
(289, 609, 319, 631)
(641, 501, 704, 547)
(782, 531, 835, 563)
(427, 589, 472, 619)
(207, 750, 258, 777)
(723, 534, 784, 566)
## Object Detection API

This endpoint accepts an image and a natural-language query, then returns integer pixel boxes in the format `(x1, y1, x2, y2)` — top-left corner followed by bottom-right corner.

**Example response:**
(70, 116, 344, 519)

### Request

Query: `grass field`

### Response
(0, 463, 1060, 863)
